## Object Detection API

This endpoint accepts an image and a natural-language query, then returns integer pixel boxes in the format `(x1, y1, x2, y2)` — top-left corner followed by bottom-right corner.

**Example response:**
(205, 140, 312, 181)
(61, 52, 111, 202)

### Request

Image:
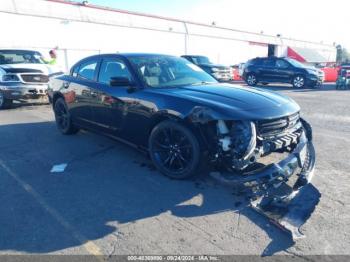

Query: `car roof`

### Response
(78, 53, 178, 61)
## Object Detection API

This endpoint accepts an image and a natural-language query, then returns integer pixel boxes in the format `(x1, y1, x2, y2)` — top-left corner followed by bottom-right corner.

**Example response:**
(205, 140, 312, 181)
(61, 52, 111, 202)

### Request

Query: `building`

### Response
(0, 0, 337, 72)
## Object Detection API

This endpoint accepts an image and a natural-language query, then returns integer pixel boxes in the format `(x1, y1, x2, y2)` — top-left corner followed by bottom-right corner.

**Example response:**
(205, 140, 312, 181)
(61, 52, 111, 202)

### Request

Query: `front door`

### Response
(274, 59, 294, 82)
(90, 57, 134, 134)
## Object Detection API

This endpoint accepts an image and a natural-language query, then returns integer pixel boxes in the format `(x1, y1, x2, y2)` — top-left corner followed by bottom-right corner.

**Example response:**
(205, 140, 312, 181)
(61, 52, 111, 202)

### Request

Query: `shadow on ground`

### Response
(0, 121, 294, 255)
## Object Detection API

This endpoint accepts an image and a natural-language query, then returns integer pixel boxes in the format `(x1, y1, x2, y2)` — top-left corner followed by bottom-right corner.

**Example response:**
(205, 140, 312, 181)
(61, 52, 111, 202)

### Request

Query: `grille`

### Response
(257, 112, 300, 137)
(20, 74, 49, 83)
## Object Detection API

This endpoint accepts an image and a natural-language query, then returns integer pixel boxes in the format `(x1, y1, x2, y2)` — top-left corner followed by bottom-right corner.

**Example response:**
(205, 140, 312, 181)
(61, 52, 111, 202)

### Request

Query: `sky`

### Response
(73, 0, 350, 49)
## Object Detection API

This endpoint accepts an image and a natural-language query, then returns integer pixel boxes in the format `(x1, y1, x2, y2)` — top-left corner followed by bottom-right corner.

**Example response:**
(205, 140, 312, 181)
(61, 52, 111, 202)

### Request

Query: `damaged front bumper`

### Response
(0, 83, 48, 101)
(210, 120, 320, 240)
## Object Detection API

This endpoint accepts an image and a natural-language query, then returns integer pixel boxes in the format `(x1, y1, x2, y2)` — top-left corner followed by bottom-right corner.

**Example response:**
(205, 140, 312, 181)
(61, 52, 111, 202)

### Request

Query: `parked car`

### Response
(181, 55, 232, 82)
(315, 63, 338, 82)
(238, 62, 245, 77)
(48, 53, 318, 239)
(336, 64, 350, 90)
(0, 49, 55, 109)
(230, 64, 243, 81)
(242, 57, 324, 88)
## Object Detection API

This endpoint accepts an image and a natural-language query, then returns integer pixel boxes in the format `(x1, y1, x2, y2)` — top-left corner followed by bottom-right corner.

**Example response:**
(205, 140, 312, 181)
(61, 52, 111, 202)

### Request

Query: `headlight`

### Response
(211, 67, 220, 72)
(231, 121, 256, 160)
(2, 74, 20, 82)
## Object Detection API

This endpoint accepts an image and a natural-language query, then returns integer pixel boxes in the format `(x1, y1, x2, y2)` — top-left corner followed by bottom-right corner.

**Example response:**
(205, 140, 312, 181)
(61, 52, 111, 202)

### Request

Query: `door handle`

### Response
(63, 82, 70, 89)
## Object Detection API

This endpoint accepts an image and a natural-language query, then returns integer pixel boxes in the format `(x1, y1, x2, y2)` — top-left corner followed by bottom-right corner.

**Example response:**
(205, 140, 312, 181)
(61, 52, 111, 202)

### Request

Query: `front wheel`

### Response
(149, 120, 201, 179)
(292, 75, 306, 88)
(0, 92, 13, 109)
(53, 98, 79, 135)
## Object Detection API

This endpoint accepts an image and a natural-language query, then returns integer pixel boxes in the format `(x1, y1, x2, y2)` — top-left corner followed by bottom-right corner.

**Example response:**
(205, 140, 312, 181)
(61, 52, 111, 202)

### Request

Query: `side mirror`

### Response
(110, 77, 133, 87)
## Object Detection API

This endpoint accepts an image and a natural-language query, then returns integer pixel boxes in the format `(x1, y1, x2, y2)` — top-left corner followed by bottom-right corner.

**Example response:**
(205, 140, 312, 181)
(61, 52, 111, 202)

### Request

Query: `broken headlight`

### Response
(230, 121, 256, 160)
(216, 120, 257, 170)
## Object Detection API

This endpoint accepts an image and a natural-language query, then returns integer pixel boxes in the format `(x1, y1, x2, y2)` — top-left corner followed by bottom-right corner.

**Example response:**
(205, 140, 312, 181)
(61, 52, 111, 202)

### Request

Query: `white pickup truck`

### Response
(0, 49, 62, 109)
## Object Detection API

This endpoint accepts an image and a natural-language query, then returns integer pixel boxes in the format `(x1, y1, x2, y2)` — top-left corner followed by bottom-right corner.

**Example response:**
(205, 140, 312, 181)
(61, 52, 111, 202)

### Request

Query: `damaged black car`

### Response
(48, 54, 319, 239)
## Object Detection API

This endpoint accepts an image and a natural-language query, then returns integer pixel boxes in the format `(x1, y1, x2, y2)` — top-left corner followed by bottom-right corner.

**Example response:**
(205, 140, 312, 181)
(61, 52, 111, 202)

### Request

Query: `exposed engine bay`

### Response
(199, 112, 304, 174)
(190, 109, 320, 240)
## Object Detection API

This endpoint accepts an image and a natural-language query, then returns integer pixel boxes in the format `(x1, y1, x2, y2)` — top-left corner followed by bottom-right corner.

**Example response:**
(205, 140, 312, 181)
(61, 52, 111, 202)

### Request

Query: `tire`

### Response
(245, 73, 258, 86)
(53, 98, 79, 135)
(149, 120, 201, 179)
(0, 92, 13, 109)
(292, 75, 306, 88)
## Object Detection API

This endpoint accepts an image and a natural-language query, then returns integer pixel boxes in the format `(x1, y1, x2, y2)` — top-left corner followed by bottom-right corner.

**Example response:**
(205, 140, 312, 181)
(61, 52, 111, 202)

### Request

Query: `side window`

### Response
(262, 59, 276, 67)
(71, 65, 79, 77)
(98, 58, 132, 85)
(276, 59, 289, 69)
(78, 60, 98, 81)
(251, 59, 262, 66)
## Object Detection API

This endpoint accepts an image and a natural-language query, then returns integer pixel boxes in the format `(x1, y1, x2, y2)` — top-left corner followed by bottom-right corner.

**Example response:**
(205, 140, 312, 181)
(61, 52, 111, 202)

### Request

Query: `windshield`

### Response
(128, 55, 217, 88)
(285, 58, 306, 68)
(191, 56, 211, 65)
(0, 50, 44, 65)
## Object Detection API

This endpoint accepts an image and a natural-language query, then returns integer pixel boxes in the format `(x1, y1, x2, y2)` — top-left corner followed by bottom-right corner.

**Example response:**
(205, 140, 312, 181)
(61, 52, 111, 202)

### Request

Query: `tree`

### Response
(336, 45, 350, 63)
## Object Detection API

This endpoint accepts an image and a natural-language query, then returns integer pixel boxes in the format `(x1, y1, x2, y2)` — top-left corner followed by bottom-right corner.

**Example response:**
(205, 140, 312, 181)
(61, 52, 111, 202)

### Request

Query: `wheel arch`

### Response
(52, 92, 65, 107)
(147, 111, 209, 151)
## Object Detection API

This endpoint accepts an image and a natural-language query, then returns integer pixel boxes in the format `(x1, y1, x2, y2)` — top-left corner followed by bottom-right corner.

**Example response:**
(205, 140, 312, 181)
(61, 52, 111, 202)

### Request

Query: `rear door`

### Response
(64, 58, 100, 127)
(259, 58, 277, 81)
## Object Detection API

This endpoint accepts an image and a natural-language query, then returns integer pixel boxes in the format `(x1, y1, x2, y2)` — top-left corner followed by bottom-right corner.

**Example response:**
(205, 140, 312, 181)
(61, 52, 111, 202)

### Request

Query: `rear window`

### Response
(247, 58, 263, 66)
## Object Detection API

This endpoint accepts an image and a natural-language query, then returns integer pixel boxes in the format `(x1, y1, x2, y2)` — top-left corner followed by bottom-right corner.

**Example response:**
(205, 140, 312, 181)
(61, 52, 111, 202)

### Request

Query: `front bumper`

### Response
(210, 120, 320, 240)
(0, 83, 48, 100)
(210, 131, 315, 189)
(306, 74, 323, 86)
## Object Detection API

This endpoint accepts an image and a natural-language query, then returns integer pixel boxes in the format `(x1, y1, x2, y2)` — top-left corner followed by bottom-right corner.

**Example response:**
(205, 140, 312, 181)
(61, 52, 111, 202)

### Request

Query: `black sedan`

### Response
(48, 53, 315, 184)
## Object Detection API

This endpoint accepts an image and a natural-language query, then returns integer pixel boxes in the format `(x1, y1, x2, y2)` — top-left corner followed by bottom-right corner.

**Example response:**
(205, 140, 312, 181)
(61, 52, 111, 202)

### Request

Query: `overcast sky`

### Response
(77, 0, 349, 49)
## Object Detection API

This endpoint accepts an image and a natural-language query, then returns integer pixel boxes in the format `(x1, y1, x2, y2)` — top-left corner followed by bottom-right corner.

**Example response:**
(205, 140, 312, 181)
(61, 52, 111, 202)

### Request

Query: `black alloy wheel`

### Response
(54, 98, 79, 135)
(149, 120, 201, 179)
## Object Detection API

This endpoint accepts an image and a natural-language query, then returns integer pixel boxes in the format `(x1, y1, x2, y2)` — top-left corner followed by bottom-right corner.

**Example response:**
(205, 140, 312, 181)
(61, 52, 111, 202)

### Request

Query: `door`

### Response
(65, 58, 99, 127)
(274, 59, 294, 82)
(259, 58, 277, 81)
(90, 57, 134, 134)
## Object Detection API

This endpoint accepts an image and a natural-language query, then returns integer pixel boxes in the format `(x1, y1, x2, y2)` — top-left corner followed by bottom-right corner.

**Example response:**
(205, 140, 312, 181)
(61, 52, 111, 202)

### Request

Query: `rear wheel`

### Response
(53, 98, 79, 135)
(149, 120, 201, 179)
(246, 73, 258, 86)
(292, 75, 305, 88)
(0, 92, 13, 109)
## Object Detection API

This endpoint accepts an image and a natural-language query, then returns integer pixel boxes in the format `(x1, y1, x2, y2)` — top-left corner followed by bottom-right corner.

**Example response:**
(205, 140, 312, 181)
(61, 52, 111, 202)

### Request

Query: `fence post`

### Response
(63, 48, 69, 72)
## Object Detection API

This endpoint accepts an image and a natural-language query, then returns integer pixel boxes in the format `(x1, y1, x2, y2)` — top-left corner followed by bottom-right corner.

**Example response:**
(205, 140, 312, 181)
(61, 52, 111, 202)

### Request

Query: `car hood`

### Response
(305, 66, 323, 75)
(149, 83, 300, 120)
(0, 63, 60, 75)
